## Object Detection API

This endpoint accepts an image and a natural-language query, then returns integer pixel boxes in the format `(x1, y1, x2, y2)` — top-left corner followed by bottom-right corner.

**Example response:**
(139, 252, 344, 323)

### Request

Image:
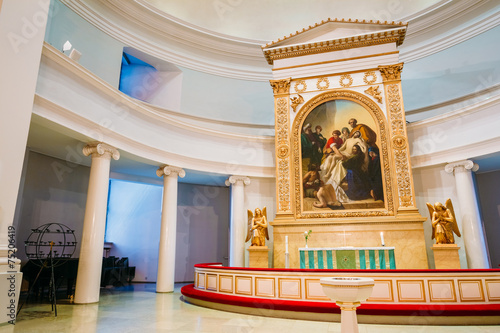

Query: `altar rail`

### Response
(299, 247, 396, 269)
(192, 263, 500, 305)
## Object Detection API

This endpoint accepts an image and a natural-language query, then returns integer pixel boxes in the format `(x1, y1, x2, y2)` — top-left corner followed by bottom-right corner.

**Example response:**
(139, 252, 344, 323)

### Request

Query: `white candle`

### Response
(285, 236, 289, 253)
(380, 232, 385, 246)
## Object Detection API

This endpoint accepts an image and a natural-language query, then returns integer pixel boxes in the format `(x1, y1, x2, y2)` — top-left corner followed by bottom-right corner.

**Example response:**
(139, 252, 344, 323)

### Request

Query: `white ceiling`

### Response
(144, 0, 441, 41)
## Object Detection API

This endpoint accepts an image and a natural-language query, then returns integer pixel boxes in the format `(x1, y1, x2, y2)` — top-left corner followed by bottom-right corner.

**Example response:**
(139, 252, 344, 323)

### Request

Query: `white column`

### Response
(445, 160, 489, 268)
(0, 1, 49, 322)
(156, 165, 185, 293)
(74, 143, 120, 304)
(225, 176, 251, 267)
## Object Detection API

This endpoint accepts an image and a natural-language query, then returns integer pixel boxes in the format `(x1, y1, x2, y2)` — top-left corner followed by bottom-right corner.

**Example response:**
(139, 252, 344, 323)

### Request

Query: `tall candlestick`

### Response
(285, 236, 289, 253)
(380, 232, 385, 246)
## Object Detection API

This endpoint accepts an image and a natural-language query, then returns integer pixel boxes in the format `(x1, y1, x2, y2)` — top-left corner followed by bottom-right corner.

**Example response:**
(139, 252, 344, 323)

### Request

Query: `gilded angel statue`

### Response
(426, 199, 461, 244)
(245, 207, 269, 247)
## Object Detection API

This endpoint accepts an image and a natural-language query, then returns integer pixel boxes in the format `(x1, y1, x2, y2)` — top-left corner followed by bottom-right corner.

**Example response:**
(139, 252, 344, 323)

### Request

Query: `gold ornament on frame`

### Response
(363, 71, 377, 85)
(317, 77, 330, 90)
(294, 80, 307, 93)
(339, 74, 353, 88)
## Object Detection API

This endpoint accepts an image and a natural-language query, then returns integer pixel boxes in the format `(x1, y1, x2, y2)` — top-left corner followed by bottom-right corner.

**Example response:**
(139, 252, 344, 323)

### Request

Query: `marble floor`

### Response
(1, 283, 499, 333)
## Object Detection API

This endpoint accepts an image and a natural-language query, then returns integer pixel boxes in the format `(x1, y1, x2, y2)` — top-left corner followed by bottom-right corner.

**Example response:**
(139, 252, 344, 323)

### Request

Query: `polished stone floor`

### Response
(1, 283, 499, 333)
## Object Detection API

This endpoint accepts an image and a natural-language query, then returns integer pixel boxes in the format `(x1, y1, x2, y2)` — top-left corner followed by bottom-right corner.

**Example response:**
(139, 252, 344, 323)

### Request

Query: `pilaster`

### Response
(379, 63, 418, 214)
(270, 78, 294, 220)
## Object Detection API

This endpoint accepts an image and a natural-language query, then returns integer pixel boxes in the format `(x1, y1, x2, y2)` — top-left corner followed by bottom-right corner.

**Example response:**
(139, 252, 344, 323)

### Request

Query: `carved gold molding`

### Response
(275, 97, 292, 213)
(363, 71, 377, 85)
(379, 63, 404, 82)
(290, 94, 304, 112)
(365, 85, 383, 103)
(292, 90, 394, 218)
(294, 80, 307, 93)
(339, 74, 353, 88)
(385, 82, 414, 208)
(316, 77, 330, 90)
(270, 78, 291, 95)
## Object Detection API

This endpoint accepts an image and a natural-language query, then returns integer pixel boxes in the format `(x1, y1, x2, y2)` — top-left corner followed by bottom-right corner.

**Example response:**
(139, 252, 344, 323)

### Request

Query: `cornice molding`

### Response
(41, 43, 274, 142)
(32, 95, 275, 178)
(60, 0, 272, 81)
(60, 0, 499, 80)
(405, 83, 500, 117)
(411, 136, 500, 170)
(407, 92, 500, 130)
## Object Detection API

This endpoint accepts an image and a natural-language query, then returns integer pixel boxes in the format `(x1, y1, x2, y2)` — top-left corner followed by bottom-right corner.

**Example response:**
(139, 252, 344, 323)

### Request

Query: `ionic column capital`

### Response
(83, 142, 120, 160)
(225, 175, 251, 186)
(156, 165, 186, 178)
(445, 160, 479, 174)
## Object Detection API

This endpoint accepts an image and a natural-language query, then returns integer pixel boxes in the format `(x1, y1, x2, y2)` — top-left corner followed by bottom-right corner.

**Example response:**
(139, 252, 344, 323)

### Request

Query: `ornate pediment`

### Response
(262, 18, 407, 65)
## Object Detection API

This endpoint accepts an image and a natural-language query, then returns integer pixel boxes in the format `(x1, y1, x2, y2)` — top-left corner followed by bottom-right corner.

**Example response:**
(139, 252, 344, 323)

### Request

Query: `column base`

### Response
(248, 246, 269, 268)
(432, 244, 461, 269)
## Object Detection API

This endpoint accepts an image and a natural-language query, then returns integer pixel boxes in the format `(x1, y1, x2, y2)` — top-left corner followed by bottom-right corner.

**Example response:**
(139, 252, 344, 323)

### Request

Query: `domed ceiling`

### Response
(145, 0, 441, 41)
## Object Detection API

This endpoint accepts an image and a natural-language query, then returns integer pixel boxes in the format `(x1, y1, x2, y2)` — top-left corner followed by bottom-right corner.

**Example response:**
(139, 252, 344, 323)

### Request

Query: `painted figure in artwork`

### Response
(426, 199, 461, 244)
(300, 99, 385, 211)
(246, 207, 269, 247)
(348, 118, 377, 147)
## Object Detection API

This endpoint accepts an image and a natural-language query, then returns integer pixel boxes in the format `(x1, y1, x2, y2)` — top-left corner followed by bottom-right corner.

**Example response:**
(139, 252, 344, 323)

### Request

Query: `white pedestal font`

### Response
(156, 165, 185, 292)
(225, 176, 251, 267)
(445, 160, 489, 268)
(75, 143, 120, 304)
(320, 277, 374, 333)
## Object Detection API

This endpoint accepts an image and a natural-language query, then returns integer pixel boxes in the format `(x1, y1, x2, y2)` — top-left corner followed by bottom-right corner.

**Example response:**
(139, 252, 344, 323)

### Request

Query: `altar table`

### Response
(299, 247, 396, 269)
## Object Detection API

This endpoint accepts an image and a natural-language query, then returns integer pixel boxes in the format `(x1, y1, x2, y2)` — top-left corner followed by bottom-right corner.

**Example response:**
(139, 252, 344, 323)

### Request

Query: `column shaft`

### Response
(156, 166, 184, 292)
(75, 144, 119, 303)
(446, 161, 489, 268)
(230, 182, 245, 267)
(226, 176, 250, 267)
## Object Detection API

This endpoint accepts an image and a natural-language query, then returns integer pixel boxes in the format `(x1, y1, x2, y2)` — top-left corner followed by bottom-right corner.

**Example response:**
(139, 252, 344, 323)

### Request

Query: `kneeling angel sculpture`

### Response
(246, 207, 269, 247)
(426, 199, 461, 244)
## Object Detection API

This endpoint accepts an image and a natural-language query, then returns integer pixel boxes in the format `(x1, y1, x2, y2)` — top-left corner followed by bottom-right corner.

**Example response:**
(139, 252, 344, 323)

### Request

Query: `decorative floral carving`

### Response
(293, 90, 394, 218)
(270, 78, 291, 95)
(392, 135, 406, 149)
(290, 94, 304, 112)
(275, 97, 291, 212)
(386, 83, 413, 207)
(278, 159, 290, 211)
(364, 85, 383, 103)
(363, 71, 377, 85)
(316, 77, 330, 90)
(294, 80, 307, 93)
(339, 74, 353, 88)
(379, 63, 404, 82)
(277, 144, 289, 159)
